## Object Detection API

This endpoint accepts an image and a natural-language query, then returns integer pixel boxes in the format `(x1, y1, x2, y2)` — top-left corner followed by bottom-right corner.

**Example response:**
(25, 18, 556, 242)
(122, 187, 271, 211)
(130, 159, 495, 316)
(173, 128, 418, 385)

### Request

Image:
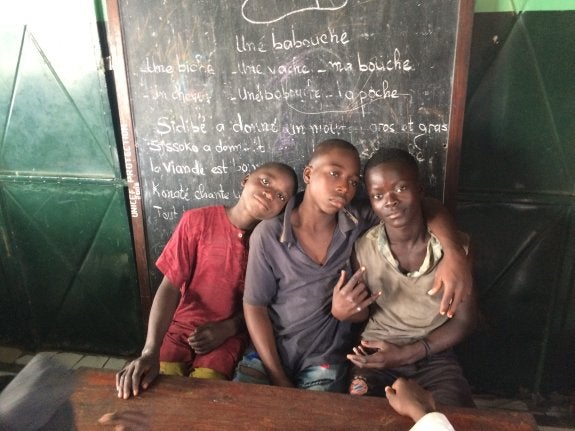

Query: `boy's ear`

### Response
(241, 173, 250, 187)
(302, 165, 312, 184)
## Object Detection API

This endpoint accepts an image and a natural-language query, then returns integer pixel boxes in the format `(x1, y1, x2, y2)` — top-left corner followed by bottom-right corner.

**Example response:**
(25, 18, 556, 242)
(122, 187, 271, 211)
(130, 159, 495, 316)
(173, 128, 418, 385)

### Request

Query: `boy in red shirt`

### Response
(116, 162, 297, 399)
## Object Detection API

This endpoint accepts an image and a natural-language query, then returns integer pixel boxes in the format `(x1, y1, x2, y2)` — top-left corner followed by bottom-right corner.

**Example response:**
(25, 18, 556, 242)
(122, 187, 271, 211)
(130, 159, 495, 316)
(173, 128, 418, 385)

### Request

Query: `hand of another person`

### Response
(331, 268, 381, 321)
(385, 378, 436, 423)
(98, 410, 150, 431)
(429, 245, 472, 318)
(346, 340, 411, 369)
(116, 354, 159, 400)
(188, 320, 234, 354)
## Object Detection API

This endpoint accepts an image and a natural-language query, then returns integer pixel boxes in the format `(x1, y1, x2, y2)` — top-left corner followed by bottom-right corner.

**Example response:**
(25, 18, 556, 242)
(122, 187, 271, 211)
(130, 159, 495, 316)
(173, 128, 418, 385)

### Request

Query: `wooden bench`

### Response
(71, 368, 537, 430)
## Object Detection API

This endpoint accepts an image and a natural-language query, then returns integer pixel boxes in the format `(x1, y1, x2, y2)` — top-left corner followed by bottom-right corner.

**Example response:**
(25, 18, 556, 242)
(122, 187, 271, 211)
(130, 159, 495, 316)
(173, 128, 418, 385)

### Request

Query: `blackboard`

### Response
(106, 0, 473, 311)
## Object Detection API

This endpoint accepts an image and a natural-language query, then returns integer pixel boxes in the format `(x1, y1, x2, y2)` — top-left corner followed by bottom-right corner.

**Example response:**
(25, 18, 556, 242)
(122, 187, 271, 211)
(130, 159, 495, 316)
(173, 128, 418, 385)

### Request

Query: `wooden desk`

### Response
(71, 369, 537, 430)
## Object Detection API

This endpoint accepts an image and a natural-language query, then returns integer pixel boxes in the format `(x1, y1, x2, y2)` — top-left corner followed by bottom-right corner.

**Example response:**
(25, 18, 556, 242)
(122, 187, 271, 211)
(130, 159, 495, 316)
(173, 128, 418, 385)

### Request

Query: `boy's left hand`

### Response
(188, 321, 233, 354)
(346, 340, 408, 369)
(429, 246, 472, 318)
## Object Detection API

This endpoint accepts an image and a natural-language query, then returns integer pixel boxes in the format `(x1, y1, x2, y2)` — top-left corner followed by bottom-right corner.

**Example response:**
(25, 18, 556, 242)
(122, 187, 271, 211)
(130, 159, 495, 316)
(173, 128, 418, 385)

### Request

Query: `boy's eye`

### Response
(329, 171, 339, 177)
(372, 194, 382, 200)
(261, 177, 270, 186)
(349, 179, 359, 188)
(395, 185, 407, 193)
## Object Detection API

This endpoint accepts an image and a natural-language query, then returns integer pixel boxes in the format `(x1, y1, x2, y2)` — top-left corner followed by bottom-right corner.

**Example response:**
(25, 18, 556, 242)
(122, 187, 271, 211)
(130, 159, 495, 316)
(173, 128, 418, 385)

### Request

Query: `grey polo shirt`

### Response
(244, 192, 375, 376)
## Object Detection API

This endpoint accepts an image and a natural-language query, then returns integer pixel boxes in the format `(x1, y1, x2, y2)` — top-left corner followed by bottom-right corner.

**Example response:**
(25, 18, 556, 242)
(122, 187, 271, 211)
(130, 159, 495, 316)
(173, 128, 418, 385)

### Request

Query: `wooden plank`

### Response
(444, 0, 475, 213)
(105, 0, 152, 321)
(71, 369, 538, 430)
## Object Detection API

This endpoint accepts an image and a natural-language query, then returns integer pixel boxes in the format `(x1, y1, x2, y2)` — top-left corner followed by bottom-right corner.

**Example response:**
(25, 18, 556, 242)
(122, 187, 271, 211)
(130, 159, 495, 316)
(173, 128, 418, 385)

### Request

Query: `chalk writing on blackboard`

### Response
(114, 0, 466, 287)
(241, 0, 349, 25)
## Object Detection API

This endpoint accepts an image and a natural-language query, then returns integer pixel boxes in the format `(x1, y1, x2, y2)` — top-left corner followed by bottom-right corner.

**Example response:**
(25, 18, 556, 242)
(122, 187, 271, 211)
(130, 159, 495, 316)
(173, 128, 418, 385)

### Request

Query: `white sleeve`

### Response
(409, 412, 455, 431)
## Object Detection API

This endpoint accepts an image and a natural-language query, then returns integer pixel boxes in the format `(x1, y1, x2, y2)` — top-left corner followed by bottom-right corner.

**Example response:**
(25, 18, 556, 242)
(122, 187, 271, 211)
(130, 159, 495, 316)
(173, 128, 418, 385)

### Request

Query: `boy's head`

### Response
(303, 139, 361, 213)
(364, 148, 424, 228)
(240, 162, 298, 220)
(255, 162, 298, 196)
(308, 139, 360, 166)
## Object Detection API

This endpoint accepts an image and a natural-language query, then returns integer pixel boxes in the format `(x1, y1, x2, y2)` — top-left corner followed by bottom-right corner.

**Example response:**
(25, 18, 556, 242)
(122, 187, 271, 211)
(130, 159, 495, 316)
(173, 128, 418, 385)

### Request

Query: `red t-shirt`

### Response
(156, 206, 248, 371)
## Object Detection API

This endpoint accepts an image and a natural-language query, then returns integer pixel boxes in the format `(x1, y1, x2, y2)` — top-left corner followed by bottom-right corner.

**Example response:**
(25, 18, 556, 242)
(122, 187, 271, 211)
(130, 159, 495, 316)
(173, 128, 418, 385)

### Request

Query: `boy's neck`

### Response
(291, 198, 338, 266)
(294, 195, 338, 231)
(385, 220, 427, 245)
(384, 218, 429, 273)
(226, 204, 258, 231)
(384, 212, 428, 248)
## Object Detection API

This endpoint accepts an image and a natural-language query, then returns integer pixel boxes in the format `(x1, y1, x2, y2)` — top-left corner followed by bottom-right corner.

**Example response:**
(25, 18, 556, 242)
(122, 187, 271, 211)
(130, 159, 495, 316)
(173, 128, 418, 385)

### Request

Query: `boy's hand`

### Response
(116, 354, 159, 399)
(331, 268, 381, 321)
(346, 340, 409, 369)
(429, 246, 472, 318)
(188, 320, 233, 354)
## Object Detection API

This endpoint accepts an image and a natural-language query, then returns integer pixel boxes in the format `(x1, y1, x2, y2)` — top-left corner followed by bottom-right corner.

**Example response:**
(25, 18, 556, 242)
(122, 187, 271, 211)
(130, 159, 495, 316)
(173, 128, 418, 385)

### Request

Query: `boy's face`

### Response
(304, 148, 360, 214)
(365, 161, 423, 229)
(242, 166, 295, 220)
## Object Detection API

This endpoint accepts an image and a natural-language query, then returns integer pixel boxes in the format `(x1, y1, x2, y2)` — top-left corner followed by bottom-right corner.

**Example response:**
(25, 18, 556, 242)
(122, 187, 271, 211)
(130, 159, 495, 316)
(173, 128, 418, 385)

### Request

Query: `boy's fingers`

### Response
(439, 287, 455, 317)
(427, 278, 442, 296)
(347, 267, 365, 287)
(335, 270, 347, 291)
(141, 371, 155, 390)
(359, 291, 381, 310)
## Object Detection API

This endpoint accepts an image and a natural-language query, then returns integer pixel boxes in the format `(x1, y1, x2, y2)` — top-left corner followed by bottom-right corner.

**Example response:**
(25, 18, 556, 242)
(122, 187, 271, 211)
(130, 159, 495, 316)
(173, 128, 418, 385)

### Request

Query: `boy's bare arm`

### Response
(188, 313, 245, 354)
(348, 289, 477, 370)
(244, 302, 293, 387)
(116, 276, 180, 399)
(422, 197, 472, 317)
(419, 286, 478, 357)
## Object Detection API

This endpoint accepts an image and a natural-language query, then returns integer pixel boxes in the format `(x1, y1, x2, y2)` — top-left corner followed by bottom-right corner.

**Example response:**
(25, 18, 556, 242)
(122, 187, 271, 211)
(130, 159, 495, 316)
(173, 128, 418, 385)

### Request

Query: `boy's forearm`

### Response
(419, 291, 477, 358)
(244, 303, 292, 386)
(142, 277, 180, 356)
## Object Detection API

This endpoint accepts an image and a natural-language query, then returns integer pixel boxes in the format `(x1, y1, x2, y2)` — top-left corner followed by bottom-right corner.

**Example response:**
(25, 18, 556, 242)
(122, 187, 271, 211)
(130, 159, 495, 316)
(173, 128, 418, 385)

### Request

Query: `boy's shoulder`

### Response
(176, 205, 226, 229)
(181, 205, 224, 218)
(252, 211, 285, 236)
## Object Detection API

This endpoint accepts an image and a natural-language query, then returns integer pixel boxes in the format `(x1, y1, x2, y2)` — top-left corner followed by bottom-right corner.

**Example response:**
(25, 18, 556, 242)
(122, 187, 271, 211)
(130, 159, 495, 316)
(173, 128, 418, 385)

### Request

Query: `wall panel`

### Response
(0, 0, 142, 355)
(457, 4, 575, 395)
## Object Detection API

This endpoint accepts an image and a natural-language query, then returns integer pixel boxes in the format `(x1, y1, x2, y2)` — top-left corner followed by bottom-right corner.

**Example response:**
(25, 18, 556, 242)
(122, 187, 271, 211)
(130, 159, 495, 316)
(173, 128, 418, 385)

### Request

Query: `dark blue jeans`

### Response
(233, 347, 348, 393)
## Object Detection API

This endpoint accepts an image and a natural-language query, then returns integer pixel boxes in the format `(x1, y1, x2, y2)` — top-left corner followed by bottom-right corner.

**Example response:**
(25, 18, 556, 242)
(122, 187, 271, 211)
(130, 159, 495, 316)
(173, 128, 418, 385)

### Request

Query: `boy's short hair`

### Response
(364, 147, 419, 180)
(256, 162, 298, 195)
(309, 139, 359, 165)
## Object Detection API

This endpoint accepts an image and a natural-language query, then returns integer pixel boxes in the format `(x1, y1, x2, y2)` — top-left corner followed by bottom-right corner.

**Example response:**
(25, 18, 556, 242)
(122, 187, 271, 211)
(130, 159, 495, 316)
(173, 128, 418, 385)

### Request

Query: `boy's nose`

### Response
(335, 180, 349, 193)
(383, 192, 398, 206)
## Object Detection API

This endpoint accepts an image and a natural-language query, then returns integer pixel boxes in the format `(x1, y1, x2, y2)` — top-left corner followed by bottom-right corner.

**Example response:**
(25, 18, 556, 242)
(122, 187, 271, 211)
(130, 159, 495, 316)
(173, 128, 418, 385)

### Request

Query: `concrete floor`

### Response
(1, 345, 573, 430)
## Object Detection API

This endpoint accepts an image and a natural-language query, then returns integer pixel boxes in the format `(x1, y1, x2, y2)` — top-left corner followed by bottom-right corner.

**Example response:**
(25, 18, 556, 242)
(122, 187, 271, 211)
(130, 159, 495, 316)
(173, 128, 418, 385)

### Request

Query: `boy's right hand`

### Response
(331, 268, 381, 322)
(115, 354, 160, 399)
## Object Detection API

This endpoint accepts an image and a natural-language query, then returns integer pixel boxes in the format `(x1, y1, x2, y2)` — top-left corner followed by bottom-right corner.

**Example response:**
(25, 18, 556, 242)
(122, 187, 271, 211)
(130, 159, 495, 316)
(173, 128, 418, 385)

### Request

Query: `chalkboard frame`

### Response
(104, 0, 474, 321)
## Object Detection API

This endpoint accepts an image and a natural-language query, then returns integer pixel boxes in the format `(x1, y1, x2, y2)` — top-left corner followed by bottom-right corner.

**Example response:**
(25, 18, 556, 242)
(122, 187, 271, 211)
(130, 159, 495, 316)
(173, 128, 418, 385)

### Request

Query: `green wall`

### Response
(0, 0, 143, 355)
(456, 1, 575, 395)
(475, 0, 575, 12)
